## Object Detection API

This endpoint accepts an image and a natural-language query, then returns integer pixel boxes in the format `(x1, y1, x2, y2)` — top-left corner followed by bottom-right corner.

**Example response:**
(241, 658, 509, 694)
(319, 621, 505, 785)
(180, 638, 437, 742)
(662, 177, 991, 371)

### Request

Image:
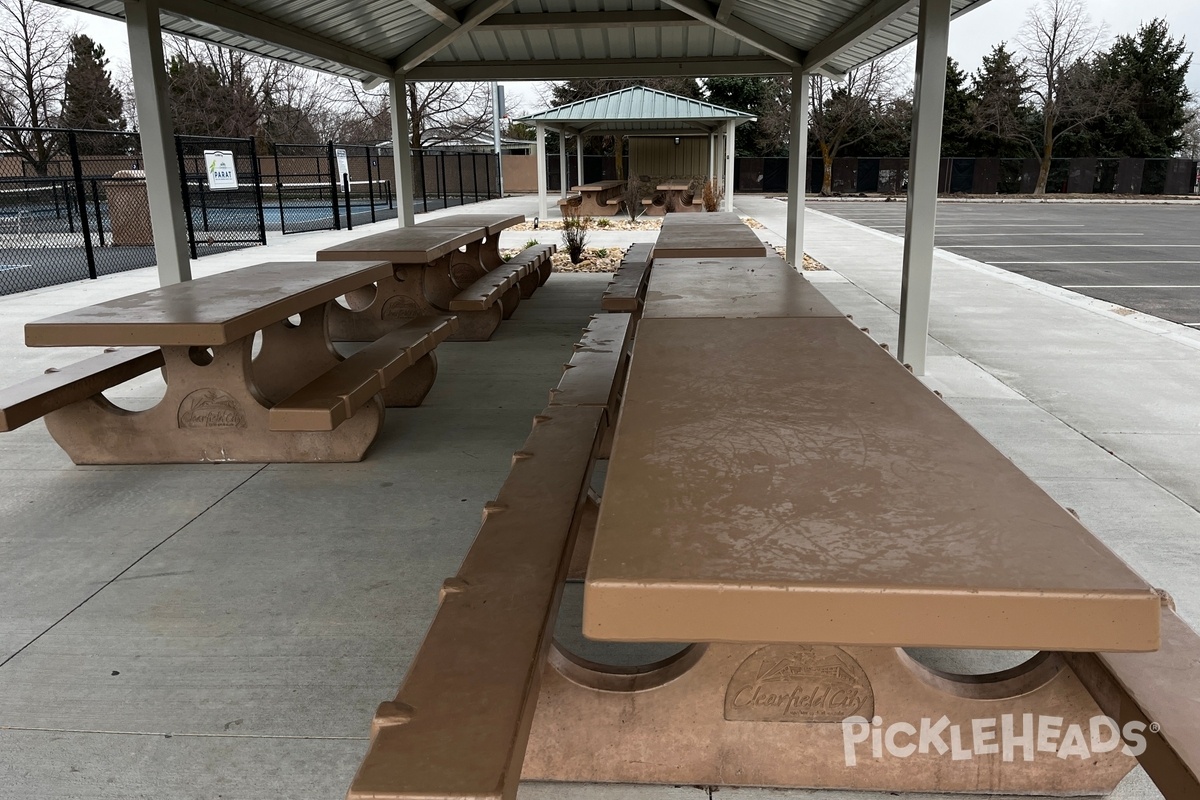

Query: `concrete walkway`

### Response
(0, 193, 1191, 799)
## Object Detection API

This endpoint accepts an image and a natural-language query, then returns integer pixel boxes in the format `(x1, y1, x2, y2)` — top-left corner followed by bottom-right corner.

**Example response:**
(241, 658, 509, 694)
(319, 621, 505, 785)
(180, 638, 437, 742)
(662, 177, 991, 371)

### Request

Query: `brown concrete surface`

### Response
(586, 315, 1160, 652)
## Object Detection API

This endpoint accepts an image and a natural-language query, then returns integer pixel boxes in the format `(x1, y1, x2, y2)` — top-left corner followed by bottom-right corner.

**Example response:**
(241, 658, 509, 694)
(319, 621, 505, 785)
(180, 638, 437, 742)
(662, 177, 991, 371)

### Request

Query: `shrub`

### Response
(595, 247, 609, 258)
(561, 206, 590, 264)
(702, 178, 725, 212)
(524, 238, 540, 250)
(596, 217, 611, 228)
(621, 178, 646, 221)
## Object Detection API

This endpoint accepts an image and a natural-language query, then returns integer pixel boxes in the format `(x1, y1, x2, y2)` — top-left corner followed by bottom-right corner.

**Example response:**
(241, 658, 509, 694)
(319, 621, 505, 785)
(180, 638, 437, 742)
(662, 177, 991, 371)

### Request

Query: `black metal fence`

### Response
(176, 134, 267, 257)
(267, 142, 396, 234)
(413, 150, 499, 213)
(733, 156, 1200, 196)
(0, 126, 158, 296)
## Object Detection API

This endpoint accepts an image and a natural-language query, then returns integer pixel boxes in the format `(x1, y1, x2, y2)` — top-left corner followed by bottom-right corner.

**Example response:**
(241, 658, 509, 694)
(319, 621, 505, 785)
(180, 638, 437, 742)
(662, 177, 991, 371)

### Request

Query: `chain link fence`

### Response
(0, 127, 505, 297)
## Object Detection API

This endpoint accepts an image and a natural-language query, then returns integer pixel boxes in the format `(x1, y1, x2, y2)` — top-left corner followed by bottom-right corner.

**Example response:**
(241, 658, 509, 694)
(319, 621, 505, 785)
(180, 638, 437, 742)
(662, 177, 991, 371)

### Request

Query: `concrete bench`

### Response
(600, 243, 653, 313)
(269, 315, 456, 430)
(0, 346, 164, 432)
(503, 242, 556, 295)
(445, 244, 554, 336)
(346, 405, 607, 800)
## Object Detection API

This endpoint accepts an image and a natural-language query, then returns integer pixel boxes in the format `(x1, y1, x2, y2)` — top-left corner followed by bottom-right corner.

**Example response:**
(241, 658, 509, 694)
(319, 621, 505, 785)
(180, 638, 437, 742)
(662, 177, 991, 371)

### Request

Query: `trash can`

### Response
(105, 170, 154, 246)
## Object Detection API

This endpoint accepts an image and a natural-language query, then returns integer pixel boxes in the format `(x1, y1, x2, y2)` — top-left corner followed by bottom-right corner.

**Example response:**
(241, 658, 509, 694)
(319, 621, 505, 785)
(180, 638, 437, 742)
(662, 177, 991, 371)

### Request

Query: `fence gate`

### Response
(175, 135, 266, 257)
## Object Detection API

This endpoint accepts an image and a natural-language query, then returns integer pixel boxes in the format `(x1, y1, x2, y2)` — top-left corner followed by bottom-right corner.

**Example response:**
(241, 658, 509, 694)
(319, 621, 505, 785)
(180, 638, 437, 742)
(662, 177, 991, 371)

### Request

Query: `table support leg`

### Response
(523, 641, 1135, 794)
(43, 329, 382, 464)
(379, 352, 438, 408)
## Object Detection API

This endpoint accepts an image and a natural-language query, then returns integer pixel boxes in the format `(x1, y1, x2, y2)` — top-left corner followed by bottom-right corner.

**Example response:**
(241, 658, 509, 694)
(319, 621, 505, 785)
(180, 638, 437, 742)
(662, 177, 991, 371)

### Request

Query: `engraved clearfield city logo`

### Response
(724, 645, 874, 723)
(178, 389, 247, 429)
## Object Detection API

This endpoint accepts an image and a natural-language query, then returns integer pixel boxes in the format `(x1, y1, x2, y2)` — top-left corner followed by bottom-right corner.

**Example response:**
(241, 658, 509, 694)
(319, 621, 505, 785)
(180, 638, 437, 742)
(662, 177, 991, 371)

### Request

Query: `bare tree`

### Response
(1017, 0, 1124, 193)
(1181, 102, 1200, 160)
(0, 0, 74, 174)
(806, 56, 905, 194)
(407, 81, 492, 149)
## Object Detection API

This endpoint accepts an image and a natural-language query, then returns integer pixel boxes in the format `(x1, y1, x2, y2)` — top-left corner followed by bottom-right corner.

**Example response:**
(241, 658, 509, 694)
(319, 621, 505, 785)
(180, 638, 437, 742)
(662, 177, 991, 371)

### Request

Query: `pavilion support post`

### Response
(389, 73, 415, 227)
(125, 0, 191, 285)
(708, 130, 716, 183)
(898, 0, 952, 376)
(785, 69, 810, 269)
(723, 120, 736, 212)
(536, 122, 548, 220)
(576, 134, 584, 188)
(558, 128, 569, 199)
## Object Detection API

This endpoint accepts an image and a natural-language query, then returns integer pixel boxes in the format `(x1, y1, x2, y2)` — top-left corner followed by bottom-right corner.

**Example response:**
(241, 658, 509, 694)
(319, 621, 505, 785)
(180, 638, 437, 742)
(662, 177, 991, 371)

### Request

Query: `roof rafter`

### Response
(802, 0, 916, 72)
(406, 0, 460, 28)
(408, 56, 789, 80)
(395, 0, 512, 73)
(480, 11, 701, 29)
(715, 0, 737, 23)
(157, 0, 392, 77)
(659, 0, 804, 67)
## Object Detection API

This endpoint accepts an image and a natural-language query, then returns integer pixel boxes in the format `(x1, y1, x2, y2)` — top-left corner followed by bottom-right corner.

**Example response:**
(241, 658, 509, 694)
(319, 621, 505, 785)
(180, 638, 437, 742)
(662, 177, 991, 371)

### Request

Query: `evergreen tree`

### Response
(61, 34, 124, 149)
(1087, 19, 1192, 156)
(940, 58, 976, 157)
(972, 42, 1033, 158)
(704, 77, 770, 156)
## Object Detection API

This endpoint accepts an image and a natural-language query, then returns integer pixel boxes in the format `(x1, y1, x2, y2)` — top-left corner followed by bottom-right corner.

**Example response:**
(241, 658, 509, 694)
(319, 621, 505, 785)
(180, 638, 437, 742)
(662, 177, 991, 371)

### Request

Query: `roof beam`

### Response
(659, 0, 803, 66)
(408, 56, 789, 80)
(715, 0, 737, 24)
(406, 0, 459, 28)
(396, 0, 511, 72)
(157, 0, 392, 76)
(480, 11, 701, 30)
(802, 0, 917, 72)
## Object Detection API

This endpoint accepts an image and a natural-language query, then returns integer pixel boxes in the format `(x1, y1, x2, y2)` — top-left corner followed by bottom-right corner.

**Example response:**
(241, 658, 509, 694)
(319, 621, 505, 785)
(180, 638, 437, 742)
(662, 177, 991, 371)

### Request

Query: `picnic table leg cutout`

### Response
(252, 304, 342, 404)
(379, 352, 438, 408)
(519, 268, 541, 299)
(523, 641, 1135, 794)
(500, 284, 522, 320)
(448, 242, 489, 289)
(327, 263, 501, 343)
(43, 334, 382, 464)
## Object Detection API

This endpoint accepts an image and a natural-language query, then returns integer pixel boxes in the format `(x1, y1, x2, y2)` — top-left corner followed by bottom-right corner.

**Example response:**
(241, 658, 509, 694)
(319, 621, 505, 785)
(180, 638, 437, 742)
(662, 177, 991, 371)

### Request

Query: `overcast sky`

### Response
(58, 0, 1200, 114)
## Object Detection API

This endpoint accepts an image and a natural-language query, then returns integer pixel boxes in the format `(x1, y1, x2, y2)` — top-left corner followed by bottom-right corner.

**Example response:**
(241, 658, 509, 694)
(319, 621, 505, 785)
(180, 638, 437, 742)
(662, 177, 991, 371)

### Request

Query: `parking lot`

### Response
(815, 200, 1200, 328)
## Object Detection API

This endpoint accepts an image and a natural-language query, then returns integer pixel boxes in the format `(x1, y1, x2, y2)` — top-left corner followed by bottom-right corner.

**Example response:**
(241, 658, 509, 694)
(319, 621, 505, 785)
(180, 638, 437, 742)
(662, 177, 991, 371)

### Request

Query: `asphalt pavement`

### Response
(813, 200, 1200, 328)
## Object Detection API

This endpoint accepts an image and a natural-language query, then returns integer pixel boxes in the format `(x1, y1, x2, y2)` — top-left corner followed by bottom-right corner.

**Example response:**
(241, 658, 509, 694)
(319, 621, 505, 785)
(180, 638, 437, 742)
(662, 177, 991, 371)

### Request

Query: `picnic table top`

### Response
(315, 225, 487, 264)
(656, 181, 692, 191)
(644, 258, 843, 319)
(653, 223, 767, 259)
(584, 315, 1161, 652)
(660, 212, 745, 226)
(572, 180, 625, 192)
(25, 261, 393, 348)
(416, 214, 524, 235)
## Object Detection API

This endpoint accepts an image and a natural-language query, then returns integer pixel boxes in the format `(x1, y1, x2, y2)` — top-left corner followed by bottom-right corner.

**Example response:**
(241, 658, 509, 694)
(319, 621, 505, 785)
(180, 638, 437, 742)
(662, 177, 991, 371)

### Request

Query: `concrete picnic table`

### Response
(417, 213, 525, 275)
(522, 257, 1162, 794)
(317, 224, 493, 341)
(23, 260, 399, 463)
(564, 180, 624, 216)
(651, 216, 768, 258)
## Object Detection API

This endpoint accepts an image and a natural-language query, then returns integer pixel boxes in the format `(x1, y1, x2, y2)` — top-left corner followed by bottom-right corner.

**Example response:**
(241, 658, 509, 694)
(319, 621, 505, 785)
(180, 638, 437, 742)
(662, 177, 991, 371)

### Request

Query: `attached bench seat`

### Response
(600, 243, 653, 313)
(549, 313, 634, 422)
(269, 315, 456, 431)
(346, 405, 606, 800)
(0, 346, 164, 432)
(502, 243, 557, 295)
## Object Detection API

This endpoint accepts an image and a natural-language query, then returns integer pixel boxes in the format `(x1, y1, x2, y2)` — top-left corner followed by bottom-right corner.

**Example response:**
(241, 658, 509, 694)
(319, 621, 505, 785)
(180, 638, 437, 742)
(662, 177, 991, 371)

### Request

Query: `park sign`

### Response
(335, 149, 351, 185)
(204, 150, 238, 190)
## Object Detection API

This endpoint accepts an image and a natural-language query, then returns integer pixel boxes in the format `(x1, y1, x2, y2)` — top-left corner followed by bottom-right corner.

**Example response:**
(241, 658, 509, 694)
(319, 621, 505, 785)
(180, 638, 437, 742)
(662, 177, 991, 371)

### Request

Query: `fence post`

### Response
(457, 152, 465, 205)
(273, 145, 287, 234)
(327, 141, 341, 230)
(343, 173, 353, 231)
(418, 151, 429, 212)
(175, 136, 199, 259)
(67, 131, 98, 280)
(366, 148, 377, 223)
(248, 137, 267, 245)
(90, 179, 105, 249)
(439, 152, 449, 208)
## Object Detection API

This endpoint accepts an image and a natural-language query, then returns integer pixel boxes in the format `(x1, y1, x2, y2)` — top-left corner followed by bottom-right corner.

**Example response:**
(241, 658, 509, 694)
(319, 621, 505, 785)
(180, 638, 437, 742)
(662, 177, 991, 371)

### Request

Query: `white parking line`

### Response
(993, 260, 1200, 265)
(1062, 285, 1200, 289)
(949, 244, 1200, 249)
(934, 232, 1143, 237)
